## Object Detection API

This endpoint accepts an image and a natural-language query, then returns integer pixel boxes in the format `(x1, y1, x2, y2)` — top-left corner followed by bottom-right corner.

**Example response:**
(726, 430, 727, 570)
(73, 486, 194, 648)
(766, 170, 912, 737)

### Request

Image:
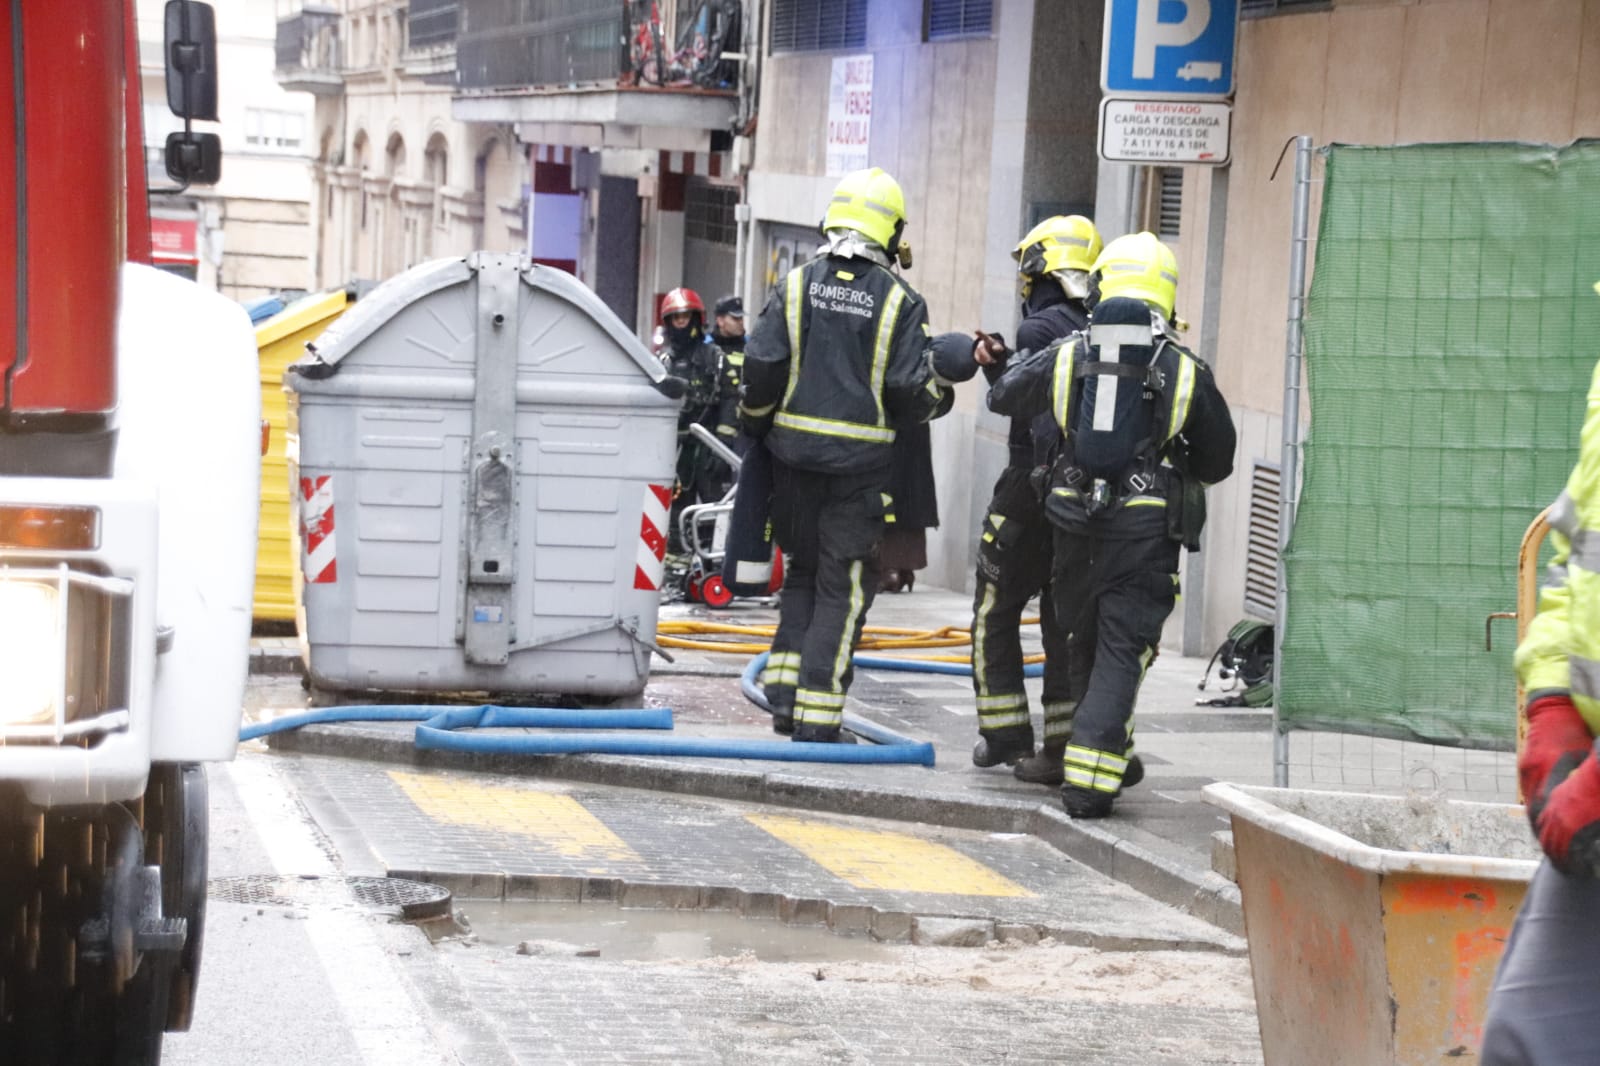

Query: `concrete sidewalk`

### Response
(252, 582, 1518, 935)
(252, 591, 1246, 931)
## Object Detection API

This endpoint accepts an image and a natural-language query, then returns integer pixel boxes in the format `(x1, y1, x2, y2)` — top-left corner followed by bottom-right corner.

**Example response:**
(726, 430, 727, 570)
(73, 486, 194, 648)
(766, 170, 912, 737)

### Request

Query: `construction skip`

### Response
(1204, 783, 1538, 1065)
(286, 253, 680, 698)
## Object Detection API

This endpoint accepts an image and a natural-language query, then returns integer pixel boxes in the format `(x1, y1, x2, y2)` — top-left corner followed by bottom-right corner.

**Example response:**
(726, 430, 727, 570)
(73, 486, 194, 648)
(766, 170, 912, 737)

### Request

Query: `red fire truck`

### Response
(0, 2, 258, 1061)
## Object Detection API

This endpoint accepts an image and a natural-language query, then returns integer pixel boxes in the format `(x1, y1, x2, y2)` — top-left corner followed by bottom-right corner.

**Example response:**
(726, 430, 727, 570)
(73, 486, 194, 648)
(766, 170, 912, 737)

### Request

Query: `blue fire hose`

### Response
(244, 697, 935, 766)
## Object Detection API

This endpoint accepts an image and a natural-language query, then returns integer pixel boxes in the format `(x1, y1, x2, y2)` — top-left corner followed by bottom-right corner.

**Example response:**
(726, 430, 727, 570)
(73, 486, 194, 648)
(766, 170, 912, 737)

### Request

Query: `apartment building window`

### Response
(1241, 0, 1329, 15)
(685, 181, 738, 246)
(926, 0, 991, 41)
(245, 108, 306, 152)
(770, 0, 868, 54)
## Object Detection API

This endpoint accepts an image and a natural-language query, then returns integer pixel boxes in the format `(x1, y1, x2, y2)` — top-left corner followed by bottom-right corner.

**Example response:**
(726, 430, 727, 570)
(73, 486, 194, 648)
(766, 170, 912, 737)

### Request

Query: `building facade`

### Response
(277, 1, 528, 292)
(279, 0, 747, 334)
(1175, 0, 1600, 653)
(275, 0, 1600, 654)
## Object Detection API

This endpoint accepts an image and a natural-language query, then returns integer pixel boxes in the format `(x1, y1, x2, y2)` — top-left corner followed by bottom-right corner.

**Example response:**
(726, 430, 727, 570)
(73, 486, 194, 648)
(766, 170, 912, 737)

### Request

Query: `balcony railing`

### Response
(458, 0, 625, 90)
(409, 0, 459, 50)
(275, 4, 343, 94)
(457, 0, 740, 93)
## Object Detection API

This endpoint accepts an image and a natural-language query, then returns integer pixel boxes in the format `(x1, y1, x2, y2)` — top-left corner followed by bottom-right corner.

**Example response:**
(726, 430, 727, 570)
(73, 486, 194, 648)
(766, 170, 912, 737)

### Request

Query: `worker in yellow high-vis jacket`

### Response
(1483, 282, 1600, 1063)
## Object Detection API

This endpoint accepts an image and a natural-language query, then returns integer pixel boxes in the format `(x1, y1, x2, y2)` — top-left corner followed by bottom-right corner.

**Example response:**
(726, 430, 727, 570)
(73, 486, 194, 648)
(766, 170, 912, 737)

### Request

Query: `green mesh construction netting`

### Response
(1280, 142, 1600, 750)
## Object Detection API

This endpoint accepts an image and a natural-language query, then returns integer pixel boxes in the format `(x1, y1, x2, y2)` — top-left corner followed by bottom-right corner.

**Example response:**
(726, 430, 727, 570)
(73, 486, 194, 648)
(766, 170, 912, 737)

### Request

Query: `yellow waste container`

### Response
(253, 290, 351, 622)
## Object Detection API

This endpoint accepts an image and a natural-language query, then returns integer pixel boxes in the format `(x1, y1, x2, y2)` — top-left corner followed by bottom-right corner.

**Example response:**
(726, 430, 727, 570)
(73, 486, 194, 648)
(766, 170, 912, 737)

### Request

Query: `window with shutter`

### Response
(1245, 461, 1282, 619)
(1156, 168, 1182, 241)
(926, 0, 991, 41)
(770, 0, 869, 54)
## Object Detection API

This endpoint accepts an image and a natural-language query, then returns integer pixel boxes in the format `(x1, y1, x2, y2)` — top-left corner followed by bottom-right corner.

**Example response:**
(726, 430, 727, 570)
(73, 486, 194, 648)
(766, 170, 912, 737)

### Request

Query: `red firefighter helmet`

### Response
(659, 287, 706, 322)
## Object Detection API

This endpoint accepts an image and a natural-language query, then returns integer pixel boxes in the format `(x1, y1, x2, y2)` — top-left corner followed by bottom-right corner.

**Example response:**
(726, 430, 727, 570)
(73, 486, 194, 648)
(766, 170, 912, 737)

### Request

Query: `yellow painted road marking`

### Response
(389, 772, 639, 863)
(746, 813, 1033, 897)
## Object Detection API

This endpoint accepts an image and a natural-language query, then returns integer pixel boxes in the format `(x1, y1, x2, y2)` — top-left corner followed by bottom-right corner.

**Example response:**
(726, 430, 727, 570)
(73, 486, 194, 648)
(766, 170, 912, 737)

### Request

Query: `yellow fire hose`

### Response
(656, 619, 1047, 665)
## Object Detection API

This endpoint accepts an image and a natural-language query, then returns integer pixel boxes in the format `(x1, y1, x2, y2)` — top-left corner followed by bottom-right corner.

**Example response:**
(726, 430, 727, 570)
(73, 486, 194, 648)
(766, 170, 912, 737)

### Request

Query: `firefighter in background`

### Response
(739, 166, 972, 742)
(968, 215, 1102, 779)
(659, 287, 736, 545)
(989, 233, 1236, 817)
(711, 296, 751, 459)
(1481, 281, 1600, 1063)
(712, 295, 746, 353)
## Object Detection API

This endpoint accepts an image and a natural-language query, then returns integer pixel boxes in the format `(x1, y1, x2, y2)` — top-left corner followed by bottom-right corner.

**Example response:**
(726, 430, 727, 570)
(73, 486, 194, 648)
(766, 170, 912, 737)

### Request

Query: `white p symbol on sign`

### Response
(1132, 0, 1210, 78)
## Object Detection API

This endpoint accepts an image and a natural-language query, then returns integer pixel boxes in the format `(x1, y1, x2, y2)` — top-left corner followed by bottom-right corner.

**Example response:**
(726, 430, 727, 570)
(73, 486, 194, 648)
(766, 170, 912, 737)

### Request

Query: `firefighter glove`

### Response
(927, 331, 981, 386)
(1531, 740, 1600, 877)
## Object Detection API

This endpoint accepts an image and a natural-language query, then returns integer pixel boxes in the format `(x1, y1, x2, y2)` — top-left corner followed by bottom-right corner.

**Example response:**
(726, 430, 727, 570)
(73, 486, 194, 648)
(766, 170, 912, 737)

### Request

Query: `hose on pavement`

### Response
(657, 619, 1046, 671)
(242, 701, 935, 766)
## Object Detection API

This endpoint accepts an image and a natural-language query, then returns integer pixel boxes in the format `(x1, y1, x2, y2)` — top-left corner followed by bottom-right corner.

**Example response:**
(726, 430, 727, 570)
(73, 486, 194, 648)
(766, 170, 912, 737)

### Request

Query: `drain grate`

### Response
(209, 875, 452, 920)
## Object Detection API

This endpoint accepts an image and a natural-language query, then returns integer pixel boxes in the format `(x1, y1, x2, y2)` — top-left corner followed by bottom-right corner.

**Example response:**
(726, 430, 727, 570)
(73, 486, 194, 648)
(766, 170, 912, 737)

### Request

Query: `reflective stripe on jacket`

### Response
(742, 254, 949, 475)
(1520, 359, 1600, 733)
(986, 323, 1235, 536)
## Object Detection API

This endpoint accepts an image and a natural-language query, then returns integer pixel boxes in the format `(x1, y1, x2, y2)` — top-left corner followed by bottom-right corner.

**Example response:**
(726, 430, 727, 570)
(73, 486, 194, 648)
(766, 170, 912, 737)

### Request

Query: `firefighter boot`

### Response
(1013, 743, 1067, 785)
(770, 702, 794, 736)
(972, 725, 1035, 768)
(1060, 784, 1116, 819)
(793, 725, 858, 744)
(763, 652, 801, 735)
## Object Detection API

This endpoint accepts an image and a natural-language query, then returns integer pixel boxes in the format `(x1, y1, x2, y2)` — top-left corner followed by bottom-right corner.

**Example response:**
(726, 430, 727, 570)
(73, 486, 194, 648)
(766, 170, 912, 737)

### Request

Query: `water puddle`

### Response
(440, 900, 902, 963)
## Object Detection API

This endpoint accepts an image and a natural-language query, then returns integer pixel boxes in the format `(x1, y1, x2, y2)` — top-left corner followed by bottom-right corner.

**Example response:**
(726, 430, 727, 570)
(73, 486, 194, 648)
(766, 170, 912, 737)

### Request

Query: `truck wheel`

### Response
(0, 799, 186, 1065)
(0, 810, 121, 1064)
(142, 763, 207, 1033)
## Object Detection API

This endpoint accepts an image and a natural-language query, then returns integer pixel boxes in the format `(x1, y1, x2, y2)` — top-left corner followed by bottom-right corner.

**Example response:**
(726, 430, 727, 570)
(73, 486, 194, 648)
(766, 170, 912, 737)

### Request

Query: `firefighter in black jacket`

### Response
(989, 232, 1236, 818)
(969, 215, 1101, 779)
(740, 167, 969, 742)
(711, 296, 751, 459)
(659, 287, 735, 541)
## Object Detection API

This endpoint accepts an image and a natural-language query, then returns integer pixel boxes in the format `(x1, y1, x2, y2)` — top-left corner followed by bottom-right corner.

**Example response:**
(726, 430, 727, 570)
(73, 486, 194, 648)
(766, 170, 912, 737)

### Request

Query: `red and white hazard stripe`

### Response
(533, 143, 575, 165)
(300, 475, 338, 584)
(634, 483, 671, 591)
(658, 149, 727, 179)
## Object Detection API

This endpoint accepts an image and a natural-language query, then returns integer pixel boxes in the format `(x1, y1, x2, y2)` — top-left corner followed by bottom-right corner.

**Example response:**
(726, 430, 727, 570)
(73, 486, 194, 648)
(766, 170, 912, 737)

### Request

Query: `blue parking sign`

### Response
(1101, 0, 1238, 99)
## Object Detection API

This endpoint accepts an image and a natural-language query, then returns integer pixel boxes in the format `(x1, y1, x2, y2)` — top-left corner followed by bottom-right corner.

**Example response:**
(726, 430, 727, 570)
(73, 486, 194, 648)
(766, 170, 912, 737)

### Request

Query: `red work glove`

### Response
(1520, 694, 1593, 803)
(1532, 743, 1600, 877)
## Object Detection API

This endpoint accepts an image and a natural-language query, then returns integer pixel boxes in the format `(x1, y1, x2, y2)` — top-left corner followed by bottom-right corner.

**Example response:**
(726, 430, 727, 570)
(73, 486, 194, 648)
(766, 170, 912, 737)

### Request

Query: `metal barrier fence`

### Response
(1276, 141, 1600, 781)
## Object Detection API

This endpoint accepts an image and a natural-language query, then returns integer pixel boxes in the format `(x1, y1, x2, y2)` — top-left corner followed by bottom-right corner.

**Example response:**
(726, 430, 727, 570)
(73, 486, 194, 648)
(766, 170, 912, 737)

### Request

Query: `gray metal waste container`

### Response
(286, 253, 681, 698)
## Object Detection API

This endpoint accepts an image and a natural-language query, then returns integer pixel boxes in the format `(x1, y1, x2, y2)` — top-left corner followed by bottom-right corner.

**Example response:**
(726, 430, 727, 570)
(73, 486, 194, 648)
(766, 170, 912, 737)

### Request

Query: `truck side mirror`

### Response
(164, 1, 218, 122)
(165, 132, 222, 185)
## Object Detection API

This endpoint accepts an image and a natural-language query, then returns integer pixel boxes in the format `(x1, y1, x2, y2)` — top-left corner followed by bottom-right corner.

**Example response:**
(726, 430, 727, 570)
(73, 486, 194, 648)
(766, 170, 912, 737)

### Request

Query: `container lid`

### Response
(254, 288, 351, 348)
(287, 255, 671, 390)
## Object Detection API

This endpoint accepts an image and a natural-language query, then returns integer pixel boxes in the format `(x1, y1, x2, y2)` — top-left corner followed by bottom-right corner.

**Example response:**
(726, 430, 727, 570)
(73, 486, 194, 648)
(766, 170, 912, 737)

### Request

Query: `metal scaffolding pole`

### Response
(1273, 134, 1314, 788)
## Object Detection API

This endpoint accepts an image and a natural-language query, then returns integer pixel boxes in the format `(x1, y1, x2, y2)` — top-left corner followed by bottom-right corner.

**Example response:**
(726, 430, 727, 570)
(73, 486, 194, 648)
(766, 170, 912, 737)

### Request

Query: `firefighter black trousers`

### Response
(766, 459, 886, 738)
(1049, 529, 1180, 781)
(972, 467, 1073, 747)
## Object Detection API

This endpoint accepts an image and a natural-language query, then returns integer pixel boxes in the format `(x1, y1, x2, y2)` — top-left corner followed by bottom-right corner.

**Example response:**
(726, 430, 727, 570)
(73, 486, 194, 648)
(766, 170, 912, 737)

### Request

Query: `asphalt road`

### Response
(161, 754, 487, 1066)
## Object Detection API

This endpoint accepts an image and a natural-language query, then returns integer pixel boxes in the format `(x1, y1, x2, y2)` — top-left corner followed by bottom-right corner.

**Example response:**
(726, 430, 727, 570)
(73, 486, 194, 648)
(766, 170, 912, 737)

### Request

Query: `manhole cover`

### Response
(208, 875, 452, 920)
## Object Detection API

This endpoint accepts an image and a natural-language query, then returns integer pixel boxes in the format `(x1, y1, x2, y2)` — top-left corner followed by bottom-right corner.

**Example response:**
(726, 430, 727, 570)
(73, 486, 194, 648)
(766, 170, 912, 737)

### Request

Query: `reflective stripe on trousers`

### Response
(1063, 743, 1127, 794)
